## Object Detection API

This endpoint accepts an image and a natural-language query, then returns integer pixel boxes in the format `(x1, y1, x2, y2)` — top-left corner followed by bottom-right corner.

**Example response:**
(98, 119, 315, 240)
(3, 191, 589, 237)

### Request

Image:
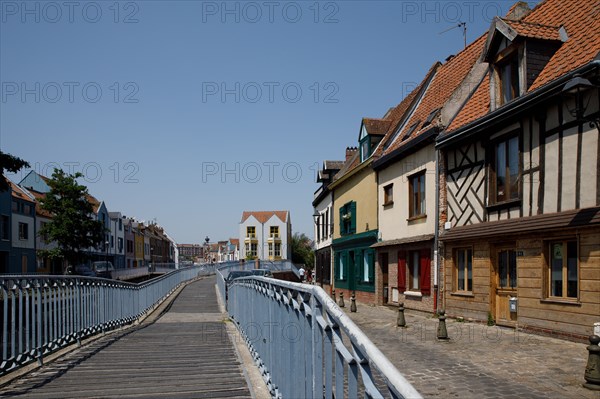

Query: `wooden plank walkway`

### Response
(0, 276, 252, 398)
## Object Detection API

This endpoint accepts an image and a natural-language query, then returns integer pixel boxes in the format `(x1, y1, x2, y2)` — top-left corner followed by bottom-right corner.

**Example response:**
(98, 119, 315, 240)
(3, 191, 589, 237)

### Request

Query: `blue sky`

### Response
(1, 1, 533, 244)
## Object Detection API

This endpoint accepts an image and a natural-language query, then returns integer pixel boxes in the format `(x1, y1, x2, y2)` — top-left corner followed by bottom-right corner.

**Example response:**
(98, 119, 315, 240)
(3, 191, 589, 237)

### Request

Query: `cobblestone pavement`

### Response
(343, 302, 598, 399)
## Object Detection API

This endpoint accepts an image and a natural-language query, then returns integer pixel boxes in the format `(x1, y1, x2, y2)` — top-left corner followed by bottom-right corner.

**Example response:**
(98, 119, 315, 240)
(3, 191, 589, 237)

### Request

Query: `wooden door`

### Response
(380, 253, 389, 303)
(21, 255, 28, 273)
(492, 248, 518, 325)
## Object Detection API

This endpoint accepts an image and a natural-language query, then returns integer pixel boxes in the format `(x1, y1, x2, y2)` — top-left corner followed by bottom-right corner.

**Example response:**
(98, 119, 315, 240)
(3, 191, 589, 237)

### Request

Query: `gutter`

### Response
(436, 60, 600, 148)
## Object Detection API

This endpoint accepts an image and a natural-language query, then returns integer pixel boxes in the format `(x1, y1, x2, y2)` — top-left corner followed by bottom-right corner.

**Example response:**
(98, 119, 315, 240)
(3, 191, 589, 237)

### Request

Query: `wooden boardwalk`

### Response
(0, 277, 252, 398)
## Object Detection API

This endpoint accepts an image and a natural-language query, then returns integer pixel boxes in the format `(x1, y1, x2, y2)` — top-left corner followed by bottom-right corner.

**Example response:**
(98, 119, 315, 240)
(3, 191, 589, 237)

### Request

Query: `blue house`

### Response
(0, 180, 12, 273)
(8, 181, 36, 273)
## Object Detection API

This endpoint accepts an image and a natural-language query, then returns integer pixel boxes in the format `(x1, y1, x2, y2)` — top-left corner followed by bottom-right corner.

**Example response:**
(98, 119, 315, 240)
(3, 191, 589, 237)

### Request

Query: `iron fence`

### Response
(226, 277, 422, 399)
(0, 265, 215, 376)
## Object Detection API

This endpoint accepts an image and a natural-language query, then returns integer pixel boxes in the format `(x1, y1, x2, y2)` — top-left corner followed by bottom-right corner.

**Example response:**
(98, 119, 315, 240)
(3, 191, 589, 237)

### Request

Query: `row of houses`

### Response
(314, 0, 600, 340)
(1, 170, 178, 274)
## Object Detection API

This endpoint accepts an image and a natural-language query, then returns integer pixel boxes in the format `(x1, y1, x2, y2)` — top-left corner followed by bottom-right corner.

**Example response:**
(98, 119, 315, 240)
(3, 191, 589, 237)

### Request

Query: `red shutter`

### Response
(397, 251, 407, 292)
(420, 248, 431, 296)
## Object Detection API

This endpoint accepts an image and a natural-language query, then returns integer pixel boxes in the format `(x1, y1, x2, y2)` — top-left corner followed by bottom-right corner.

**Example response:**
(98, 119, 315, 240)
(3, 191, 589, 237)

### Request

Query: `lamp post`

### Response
(562, 75, 600, 131)
(204, 236, 210, 264)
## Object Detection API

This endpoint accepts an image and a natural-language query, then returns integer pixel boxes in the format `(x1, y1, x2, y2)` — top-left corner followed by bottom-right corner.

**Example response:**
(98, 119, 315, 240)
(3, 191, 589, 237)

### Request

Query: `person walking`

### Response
(299, 266, 305, 282)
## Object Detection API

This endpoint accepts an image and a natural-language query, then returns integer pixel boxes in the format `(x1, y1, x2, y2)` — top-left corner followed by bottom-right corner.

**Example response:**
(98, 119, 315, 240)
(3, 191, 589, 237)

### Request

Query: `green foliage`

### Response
(0, 151, 30, 192)
(291, 232, 314, 269)
(39, 170, 106, 268)
(487, 312, 496, 326)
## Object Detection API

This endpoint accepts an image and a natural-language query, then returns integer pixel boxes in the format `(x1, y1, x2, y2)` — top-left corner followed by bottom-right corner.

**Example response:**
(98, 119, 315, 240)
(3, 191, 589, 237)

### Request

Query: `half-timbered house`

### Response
(436, 0, 600, 340)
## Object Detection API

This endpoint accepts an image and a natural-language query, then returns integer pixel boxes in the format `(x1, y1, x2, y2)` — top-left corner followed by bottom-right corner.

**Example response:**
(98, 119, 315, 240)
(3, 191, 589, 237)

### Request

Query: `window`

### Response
(398, 249, 431, 295)
(549, 240, 578, 299)
(274, 243, 281, 257)
(246, 243, 257, 258)
(119, 237, 124, 252)
(1, 215, 9, 240)
(268, 243, 273, 257)
(360, 136, 370, 162)
(408, 251, 420, 290)
(455, 248, 473, 292)
(339, 201, 356, 235)
(409, 172, 426, 218)
(492, 136, 520, 203)
(338, 253, 345, 280)
(18, 222, 28, 240)
(361, 250, 374, 283)
(383, 184, 393, 206)
(498, 249, 517, 289)
(325, 208, 330, 238)
(497, 52, 520, 105)
(111, 236, 114, 248)
(270, 226, 279, 238)
(246, 226, 256, 238)
(12, 200, 18, 212)
(119, 219, 122, 231)
(40, 221, 48, 243)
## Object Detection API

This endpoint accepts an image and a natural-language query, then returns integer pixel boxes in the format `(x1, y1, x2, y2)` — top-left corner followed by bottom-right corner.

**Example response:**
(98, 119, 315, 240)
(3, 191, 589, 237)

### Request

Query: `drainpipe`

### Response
(433, 147, 440, 313)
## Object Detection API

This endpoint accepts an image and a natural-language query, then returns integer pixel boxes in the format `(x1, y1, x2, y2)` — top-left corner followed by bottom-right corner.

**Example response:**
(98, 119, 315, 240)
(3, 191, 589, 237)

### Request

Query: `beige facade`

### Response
(377, 144, 436, 240)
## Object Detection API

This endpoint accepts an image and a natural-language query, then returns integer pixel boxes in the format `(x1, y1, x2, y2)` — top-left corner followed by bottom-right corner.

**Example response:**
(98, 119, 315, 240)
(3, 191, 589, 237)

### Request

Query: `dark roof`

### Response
(440, 207, 600, 241)
(371, 234, 434, 248)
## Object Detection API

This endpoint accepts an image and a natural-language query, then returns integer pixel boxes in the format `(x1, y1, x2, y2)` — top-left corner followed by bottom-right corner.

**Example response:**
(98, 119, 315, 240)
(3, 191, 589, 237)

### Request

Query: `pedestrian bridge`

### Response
(0, 263, 420, 398)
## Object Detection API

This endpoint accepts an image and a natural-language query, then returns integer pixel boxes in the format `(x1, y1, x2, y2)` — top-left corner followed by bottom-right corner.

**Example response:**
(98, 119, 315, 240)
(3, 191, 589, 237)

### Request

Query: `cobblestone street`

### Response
(344, 302, 598, 399)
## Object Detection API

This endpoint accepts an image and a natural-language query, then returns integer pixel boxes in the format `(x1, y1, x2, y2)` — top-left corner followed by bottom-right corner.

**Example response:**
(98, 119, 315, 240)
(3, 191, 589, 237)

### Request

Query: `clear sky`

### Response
(1, 0, 535, 244)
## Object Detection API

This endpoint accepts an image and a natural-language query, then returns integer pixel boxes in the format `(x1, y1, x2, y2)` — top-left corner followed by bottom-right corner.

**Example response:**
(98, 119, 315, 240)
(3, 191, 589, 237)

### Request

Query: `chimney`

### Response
(505, 1, 531, 21)
(345, 147, 357, 162)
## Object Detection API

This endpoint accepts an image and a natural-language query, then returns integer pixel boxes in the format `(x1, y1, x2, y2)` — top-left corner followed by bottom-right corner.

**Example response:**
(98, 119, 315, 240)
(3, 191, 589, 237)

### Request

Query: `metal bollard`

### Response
(397, 303, 406, 327)
(584, 335, 600, 390)
(331, 289, 336, 302)
(350, 291, 357, 312)
(437, 310, 449, 340)
(339, 291, 345, 308)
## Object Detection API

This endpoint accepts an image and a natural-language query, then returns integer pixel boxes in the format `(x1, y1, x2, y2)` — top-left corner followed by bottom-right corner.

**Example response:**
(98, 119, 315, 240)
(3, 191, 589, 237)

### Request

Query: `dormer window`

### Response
(359, 118, 388, 162)
(484, 17, 564, 111)
(497, 49, 520, 105)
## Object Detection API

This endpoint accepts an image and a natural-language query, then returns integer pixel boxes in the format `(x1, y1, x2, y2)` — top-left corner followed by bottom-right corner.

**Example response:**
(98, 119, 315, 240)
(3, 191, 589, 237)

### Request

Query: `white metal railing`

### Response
(225, 277, 422, 399)
(0, 265, 215, 376)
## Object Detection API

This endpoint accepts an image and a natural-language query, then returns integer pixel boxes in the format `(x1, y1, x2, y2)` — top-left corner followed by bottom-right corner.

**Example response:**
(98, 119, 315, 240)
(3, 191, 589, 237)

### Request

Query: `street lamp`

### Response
(204, 236, 210, 264)
(562, 75, 600, 130)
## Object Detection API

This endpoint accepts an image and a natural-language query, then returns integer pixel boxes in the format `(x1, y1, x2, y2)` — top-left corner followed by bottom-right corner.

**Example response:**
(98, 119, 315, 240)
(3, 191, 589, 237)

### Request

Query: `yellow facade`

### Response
(332, 162, 378, 239)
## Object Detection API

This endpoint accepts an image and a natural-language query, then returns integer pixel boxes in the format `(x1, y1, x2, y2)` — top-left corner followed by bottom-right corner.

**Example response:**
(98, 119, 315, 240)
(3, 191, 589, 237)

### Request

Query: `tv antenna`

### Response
(439, 22, 467, 49)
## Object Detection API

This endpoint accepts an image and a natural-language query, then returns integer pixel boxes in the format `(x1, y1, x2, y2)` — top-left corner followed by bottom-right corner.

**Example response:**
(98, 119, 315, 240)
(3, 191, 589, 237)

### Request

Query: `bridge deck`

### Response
(0, 276, 252, 398)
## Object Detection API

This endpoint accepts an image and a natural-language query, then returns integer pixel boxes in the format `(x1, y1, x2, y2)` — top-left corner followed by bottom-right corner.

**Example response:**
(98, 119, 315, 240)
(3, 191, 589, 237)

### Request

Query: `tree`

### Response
(39, 170, 106, 269)
(0, 151, 30, 191)
(291, 232, 314, 269)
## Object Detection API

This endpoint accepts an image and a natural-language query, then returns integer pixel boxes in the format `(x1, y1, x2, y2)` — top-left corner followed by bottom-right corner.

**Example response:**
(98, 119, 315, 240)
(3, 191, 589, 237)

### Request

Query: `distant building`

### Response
(239, 211, 291, 261)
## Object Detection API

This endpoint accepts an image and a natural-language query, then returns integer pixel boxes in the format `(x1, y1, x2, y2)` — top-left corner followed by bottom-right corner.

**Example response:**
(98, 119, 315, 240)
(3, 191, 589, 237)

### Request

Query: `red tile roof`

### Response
(502, 19, 563, 41)
(334, 63, 441, 182)
(447, 0, 600, 134)
(241, 211, 289, 224)
(10, 181, 34, 203)
(382, 34, 487, 156)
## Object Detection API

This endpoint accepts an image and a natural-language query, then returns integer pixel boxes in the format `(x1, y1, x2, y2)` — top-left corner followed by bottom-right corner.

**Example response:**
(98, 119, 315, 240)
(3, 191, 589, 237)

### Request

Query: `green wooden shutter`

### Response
(350, 202, 357, 234)
(339, 206, 344, 235)
(341, 252, 348, 280)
